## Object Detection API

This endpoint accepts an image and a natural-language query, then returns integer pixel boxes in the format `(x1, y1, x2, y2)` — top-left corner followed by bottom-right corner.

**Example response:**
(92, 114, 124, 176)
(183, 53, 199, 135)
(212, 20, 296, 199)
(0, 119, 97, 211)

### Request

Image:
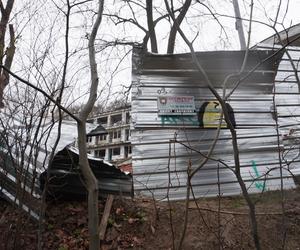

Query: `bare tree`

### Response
(77, 0, 104, 249)
(105, 0, 193, 53)
(164, 0, 261, 249)
(1, 1, 299, 249)
(0, 0, 15, 108)
(166, 0, 192, 54)
(0, 1, 104, 249)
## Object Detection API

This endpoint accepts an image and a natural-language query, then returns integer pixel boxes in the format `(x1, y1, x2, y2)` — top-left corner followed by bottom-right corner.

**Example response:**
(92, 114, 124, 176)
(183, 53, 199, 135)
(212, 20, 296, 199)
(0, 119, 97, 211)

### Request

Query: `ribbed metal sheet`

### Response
(131, 47, 299, 200)
(0, 115, 132, 219)
(0, 117, 96, 218)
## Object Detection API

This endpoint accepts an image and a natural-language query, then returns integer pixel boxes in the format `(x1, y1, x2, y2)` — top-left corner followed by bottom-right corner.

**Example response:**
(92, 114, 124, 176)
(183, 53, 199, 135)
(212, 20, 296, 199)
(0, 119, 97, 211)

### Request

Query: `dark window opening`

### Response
(111, 114, 122, 125)
(96, 134, 106, 143)
(126, 112, 130, 124)
(97, 117, 108, 126)
(125, 145, 131, 158)
(86, 136, 92, 143)
(113, 130, 121, 139)
(112, 147, 120, 156)
(95, 149, 105, 158)
(87, 119, 94, 124)
(125, 129, 130, 141)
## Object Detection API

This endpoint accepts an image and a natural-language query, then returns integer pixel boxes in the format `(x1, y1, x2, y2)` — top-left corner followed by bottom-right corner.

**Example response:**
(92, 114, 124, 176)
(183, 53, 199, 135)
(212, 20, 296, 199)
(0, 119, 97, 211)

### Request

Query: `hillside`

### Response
(1, 188, 300, 249)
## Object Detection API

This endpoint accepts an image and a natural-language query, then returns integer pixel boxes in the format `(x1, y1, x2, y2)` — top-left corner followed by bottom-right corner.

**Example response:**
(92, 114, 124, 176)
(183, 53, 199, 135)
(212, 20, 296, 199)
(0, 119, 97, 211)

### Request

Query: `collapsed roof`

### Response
(0, 113, 132, 219)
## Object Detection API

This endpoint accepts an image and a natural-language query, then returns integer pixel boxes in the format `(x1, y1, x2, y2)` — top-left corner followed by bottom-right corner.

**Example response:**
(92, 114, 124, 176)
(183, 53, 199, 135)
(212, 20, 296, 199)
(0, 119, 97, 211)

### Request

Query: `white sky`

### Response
(6, 0, 300, 109)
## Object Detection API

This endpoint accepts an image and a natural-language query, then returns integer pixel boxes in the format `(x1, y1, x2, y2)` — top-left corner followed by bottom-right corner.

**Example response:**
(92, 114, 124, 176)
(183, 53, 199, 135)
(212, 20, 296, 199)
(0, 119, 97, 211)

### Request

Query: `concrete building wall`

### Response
(87, 107, 131, 163)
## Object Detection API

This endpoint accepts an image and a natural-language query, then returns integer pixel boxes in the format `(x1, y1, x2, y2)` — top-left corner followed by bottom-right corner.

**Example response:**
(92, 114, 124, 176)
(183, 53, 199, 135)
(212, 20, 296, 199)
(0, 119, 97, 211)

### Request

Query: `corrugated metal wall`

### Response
(0, 117, 85, 219)
(271, 45, 300, 179)
(131, 47, 300, 200)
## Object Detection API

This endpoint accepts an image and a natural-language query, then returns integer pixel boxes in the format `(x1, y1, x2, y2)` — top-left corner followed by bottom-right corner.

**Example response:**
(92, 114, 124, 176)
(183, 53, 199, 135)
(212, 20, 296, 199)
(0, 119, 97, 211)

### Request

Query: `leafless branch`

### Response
(164, 0, 262, 248)
(195, 0, 229, 41)
(0, 65, 79, 121)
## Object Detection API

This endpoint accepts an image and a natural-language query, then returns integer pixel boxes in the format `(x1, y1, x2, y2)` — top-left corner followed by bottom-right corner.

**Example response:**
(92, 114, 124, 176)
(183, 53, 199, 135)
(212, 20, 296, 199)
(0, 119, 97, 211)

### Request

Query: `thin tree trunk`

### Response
(0, 0, 15, 108)
(167, 0, 191, 54)
(146, 0, 158, 53)
(164, 1, 261, 249)
(77, 1, 104, 249)
(77, 120, 100, 249)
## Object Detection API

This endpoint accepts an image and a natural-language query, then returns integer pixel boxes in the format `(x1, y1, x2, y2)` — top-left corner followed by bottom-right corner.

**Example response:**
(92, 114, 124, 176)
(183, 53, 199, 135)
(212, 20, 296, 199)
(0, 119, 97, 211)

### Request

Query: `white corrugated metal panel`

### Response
(0, 114, 97, 218)
(131, 47, 299, 200)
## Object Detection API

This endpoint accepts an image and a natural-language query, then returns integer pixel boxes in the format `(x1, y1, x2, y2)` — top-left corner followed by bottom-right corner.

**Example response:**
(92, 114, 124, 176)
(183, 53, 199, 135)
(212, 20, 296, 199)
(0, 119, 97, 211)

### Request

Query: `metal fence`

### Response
(131, 46, 300, 200)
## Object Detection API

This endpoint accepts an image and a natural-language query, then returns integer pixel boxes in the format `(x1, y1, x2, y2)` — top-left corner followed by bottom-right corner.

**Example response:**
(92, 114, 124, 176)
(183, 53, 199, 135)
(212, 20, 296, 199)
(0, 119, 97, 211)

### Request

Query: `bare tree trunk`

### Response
(146, 0, 158, 53)
(77, 1, 104, 249)
(0, 0, 15, 108)
(167, 0, 192, 54)
(77, 121, 100, 249)
(0, 1, 104, 249)
(164, 1, 261, 249)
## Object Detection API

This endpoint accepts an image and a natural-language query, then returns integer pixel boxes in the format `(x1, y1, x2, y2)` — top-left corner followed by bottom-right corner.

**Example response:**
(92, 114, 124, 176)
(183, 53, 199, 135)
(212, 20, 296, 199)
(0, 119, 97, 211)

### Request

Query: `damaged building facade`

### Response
(86, 106, 132, 163)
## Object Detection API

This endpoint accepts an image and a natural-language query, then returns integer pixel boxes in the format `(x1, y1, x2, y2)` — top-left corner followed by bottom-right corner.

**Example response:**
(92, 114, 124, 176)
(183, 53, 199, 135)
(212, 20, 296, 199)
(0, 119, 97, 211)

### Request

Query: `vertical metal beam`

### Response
(232, 0, 246, 50)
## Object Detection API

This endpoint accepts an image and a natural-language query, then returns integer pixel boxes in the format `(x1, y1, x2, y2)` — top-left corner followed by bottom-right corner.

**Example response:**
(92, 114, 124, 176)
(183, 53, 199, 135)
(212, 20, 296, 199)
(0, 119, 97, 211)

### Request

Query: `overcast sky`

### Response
(7, 0, 300, 109)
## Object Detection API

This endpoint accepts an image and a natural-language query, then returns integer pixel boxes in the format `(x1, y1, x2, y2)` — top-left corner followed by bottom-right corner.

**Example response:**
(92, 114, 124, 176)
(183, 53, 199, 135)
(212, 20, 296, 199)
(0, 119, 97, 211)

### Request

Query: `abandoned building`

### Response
(86, 105, 132, 163)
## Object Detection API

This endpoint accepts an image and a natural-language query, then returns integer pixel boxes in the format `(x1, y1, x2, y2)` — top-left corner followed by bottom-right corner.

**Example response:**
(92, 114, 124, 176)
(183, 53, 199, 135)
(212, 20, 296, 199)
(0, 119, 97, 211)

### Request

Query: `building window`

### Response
(96, 134, 107, 144)
(126, 112, 130, 124)
(112, 147, 120, 156)
(87, 119, 94, 124)
(95, 149, 105, 158)
(97, 117, 107, 126)
(125, 129, 130, 141)
(86, 136, 92, 143)
(111, 114, 122, 125)
(113, 130, 121, 139)
(125, 145, 131, 158)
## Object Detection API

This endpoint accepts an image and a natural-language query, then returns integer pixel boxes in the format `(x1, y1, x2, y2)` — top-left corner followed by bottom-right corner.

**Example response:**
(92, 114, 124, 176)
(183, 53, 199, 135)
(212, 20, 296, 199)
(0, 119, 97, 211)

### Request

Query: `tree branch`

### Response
(164, 1, 261, 248)
(146, 0, 158, 53)
(77, 1, 104, 248)
(0, 65, 79, 122)
(0, 1, 4, 14)
(167, 0, 192, 54)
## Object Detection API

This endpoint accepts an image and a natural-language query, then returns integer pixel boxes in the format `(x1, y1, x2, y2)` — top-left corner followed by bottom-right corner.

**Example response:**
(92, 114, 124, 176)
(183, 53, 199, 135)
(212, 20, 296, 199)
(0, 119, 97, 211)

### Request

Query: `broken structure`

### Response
(0, 114, 132, 219)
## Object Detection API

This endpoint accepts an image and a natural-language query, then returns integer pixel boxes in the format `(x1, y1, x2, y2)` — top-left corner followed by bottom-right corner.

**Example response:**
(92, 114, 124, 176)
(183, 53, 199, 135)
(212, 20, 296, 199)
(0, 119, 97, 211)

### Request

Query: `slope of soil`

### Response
(0, 188, 300, 249)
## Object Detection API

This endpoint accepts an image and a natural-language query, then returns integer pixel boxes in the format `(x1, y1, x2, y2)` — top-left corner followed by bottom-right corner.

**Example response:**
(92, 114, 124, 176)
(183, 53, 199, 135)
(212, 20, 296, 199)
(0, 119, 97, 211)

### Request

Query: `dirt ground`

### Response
(0, 188, 300, 250)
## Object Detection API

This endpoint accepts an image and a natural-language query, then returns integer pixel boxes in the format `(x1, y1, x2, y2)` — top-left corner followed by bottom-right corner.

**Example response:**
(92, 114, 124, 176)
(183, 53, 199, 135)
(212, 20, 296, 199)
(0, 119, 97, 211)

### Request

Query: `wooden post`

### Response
(99, 194, 114, 241)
